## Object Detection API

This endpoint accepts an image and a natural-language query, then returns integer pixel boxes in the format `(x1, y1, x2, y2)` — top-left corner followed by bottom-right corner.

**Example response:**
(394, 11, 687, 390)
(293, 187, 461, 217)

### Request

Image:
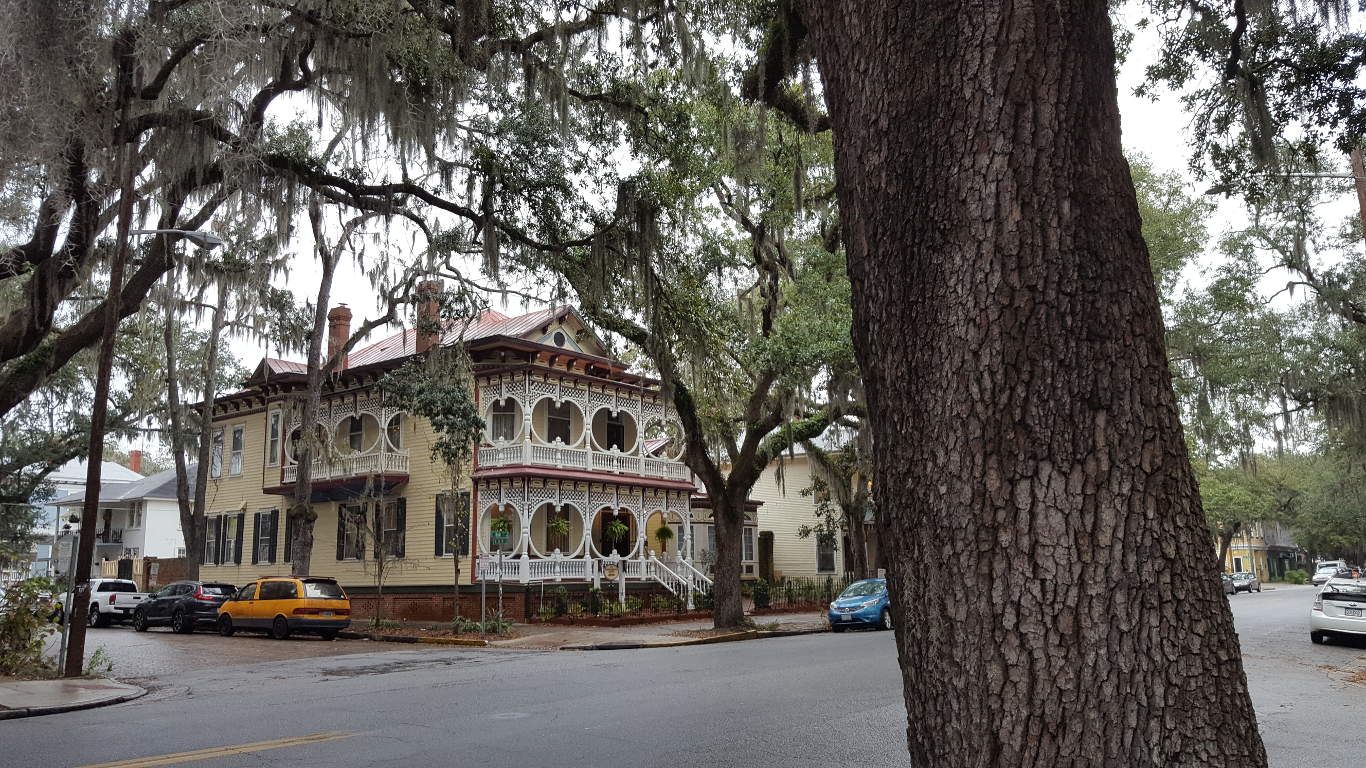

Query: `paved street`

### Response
(5, 585, 1361, 768)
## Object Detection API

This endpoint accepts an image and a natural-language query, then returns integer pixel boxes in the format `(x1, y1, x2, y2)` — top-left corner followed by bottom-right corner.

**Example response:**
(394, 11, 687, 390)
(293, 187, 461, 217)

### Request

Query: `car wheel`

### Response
(217, 615, 235, 637)
(1311, 631, 1327, 645)
(271, 616, 291, 640)
(172, 609, 193, 634)
(319, 630, 339, 641)
(88, 605, 107, 628)
(132, 610, 149, 632)
(880, 609, 893, 631)
(831, 624, 846, 633)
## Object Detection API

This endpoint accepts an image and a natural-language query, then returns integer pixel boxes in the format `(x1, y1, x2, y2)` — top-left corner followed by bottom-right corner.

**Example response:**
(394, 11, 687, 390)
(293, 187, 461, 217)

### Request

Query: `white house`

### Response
(50, 464, 193, 577)
(27, 457, 144, 579)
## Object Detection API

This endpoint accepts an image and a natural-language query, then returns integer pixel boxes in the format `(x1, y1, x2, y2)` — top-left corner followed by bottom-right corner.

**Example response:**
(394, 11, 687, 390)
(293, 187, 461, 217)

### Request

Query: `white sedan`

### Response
(1310, 578, 1366, 644)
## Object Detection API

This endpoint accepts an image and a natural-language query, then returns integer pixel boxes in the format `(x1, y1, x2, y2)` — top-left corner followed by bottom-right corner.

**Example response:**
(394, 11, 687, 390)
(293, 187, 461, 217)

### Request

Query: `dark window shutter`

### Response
(234, 512, 245, 564)
(336, 507, 346, 561)
(357, 507, 366, 560)
(396, 498, 406, 559)
(251, 512, 261, 565)
(372, 503, 383, 557)
(268, 510, 279, 564)
(459, 491, 471, 556)
(435, 495, 445, 557)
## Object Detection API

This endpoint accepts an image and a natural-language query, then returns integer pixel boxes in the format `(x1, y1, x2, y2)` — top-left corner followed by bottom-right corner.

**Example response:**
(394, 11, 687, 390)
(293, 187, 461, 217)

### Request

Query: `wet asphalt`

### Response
(7, 584, 1360, 768)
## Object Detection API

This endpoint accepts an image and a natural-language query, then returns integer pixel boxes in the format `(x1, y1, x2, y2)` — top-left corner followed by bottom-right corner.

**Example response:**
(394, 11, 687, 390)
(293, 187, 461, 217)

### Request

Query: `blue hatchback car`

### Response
(828, 578, 892, 632)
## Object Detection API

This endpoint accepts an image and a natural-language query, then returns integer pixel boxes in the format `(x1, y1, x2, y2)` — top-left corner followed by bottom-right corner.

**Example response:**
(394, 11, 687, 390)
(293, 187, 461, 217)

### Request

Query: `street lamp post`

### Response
(61, 226, 221, 677)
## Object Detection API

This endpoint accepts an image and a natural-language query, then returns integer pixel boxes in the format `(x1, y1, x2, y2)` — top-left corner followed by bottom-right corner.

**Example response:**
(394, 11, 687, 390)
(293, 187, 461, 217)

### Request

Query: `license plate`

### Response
(1347, 607, 1362, 617)
(321, 611, 334, 617)
(839, 613, 851, 621)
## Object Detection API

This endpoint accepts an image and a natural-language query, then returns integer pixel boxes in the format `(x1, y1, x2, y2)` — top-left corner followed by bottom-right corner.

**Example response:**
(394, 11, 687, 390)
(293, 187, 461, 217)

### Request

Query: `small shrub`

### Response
(86, 647, 114, 676)
(451, 616, 482, 633)
(650, 594, 677, 613)
(601, 602, 624, 617)
(369, 618, 402, 630)
(694, 588, 714, 610)
(0, 577, 58, 677)
(482, 612, 514, 635)
(752, 578, 771, 610)
(566, 602, 586, 618)
(586, 587, 603, 615)
(1284, 569, 1309, 585)
(537, 606, 557, 622)
(754, 620, 781, 632)
(552, 587, 570, 616)
(623, 596, 643, 614)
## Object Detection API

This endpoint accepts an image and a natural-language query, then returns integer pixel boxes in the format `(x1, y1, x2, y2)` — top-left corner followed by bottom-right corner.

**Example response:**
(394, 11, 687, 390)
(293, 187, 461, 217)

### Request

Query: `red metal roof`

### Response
(343, 307, 576, 369)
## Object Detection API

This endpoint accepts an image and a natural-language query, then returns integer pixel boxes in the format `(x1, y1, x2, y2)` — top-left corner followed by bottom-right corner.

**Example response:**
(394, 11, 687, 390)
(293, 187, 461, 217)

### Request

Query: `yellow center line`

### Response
(77, 731, 356, 768)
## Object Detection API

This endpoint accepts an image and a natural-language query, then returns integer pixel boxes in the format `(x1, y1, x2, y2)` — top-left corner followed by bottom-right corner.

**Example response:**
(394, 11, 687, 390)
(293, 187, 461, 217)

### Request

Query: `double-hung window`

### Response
(347, 416, 364, 452)
(816, 534, 836, 573)
(203, 520, 218, 565)
(229, 425, 245, 475)
(378, 500, 405, 558)
(267, 411, 281, 466)
(222, 515, 240, 562)
(742, 526, 755, 562)
(546, 402, 572, 444)
(605, 412, 625, 451)
(491, 400, 517, 441)
(339, 504, 365, 560)
(436, 492, 470, 557)
(209, 429, 224, 478)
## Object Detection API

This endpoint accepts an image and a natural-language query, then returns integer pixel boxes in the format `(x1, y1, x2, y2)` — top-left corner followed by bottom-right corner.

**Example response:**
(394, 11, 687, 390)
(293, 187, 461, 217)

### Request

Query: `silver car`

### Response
(1230, 572, 1261, 593)
(1312, 566, 1343, 586)
(1310, 578, 1366, 644)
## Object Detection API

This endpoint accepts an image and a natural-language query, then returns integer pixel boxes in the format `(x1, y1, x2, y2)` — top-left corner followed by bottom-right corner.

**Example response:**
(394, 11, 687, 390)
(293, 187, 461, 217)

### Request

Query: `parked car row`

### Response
(1312, 562, 1363, 586)
(1220, 572, 1262, 594)
(86, 576, 351, 640)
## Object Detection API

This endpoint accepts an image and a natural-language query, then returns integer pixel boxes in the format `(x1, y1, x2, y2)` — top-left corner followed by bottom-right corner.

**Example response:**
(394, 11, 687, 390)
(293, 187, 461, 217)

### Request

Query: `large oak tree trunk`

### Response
(710, 493, 747, 627)
(799, 2, 1267, 765)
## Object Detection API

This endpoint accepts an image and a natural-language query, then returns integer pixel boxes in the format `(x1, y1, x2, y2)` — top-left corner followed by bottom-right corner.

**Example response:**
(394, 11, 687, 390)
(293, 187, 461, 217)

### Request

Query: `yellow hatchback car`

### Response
(216, 577, 351, 640)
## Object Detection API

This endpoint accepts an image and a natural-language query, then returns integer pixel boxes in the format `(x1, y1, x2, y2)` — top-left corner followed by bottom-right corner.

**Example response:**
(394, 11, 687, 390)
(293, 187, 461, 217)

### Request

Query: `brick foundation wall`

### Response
(346, 583, 679, 622)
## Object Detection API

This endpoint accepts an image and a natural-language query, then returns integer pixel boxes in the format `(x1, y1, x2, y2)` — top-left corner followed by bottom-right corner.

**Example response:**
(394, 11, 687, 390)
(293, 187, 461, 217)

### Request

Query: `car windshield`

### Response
(839, 580, 885, 598)
(303, 580, 345, 599)
(1317, 565, 1340, 572)
(95, 582, 137, 592)
(199, 584, 234, 595)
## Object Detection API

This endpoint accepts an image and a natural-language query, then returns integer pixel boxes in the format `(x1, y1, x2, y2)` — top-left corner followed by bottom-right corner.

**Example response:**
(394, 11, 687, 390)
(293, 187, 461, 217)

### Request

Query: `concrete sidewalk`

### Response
(0, 678, 145, 720)
(490, 611, 830, 650)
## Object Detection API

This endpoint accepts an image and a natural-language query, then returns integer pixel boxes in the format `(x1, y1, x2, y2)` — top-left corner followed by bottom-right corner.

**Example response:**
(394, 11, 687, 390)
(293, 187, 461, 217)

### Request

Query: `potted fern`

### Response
(655, 524, 674, 553)
(604, 519, 630, 552)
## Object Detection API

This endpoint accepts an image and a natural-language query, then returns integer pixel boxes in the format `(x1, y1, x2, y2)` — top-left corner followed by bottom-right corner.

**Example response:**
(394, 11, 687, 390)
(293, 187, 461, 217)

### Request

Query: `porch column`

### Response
(518, 503, 531, 557)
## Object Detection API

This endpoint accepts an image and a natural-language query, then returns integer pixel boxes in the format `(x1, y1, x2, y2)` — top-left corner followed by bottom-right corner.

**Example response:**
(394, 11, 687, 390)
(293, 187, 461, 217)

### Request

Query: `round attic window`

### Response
(553, 331, 566, 346)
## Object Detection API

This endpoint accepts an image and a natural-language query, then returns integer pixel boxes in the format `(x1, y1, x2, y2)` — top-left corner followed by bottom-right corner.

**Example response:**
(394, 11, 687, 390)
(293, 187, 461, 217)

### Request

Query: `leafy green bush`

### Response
(601, 602, 624, 617)
(1284, 569, 1309, 585)
(482, 612, 514, 635)
(586, 586, 603, 615)
(694, 588, 714, 610)
(623, 596, 643, 614)
(537, 605, 557, 622)
(650, 594, 677, 613)
(566, 602, 586, 618)
(86, 647, 114, 676)
(0, 578, 57, 677)
(552, 586, 570, 616)
(451, 616, 482, 633)
(369, 618, 402, 630)
(752, 578, 771, 610)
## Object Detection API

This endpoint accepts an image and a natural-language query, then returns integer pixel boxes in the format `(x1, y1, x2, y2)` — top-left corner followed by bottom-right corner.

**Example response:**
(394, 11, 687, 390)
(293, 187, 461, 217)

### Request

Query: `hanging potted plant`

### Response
(654, 524, 674, 553)
(604, 519, 630, 550)
(546, 517, 571, 549)
(489, 516, 513, 551)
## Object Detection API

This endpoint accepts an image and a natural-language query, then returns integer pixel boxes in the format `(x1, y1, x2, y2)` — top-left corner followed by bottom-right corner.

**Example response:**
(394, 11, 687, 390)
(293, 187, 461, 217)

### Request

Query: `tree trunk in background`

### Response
(163, 279, 200, 579)
(1216, 523, 1240, 572)
(844, 506, 868, 580)
(190, 288, 228, 570)
(800, 2, 1267, 765)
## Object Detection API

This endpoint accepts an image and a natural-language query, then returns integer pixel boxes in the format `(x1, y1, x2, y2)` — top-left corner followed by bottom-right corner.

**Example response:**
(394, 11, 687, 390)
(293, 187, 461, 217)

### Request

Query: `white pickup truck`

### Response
(62, 579, 148, 627)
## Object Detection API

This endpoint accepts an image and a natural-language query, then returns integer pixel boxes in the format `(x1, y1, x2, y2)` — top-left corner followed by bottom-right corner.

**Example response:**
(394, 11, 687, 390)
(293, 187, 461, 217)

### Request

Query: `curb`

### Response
(560, 625, 829, 651)
(337, 631, 489, 647)
(0, 681, 147, 721)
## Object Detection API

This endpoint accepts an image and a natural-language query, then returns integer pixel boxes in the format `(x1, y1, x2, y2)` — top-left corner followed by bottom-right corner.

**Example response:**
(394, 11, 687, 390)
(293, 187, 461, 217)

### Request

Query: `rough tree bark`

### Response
(798, 2, 1267, 765)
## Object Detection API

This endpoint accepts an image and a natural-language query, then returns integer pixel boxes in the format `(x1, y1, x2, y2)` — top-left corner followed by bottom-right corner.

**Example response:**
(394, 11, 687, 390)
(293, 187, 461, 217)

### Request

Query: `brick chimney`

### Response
(415, 280, 442, 355)
(327, 304, 352, 367)
(128, 449, 142, 474)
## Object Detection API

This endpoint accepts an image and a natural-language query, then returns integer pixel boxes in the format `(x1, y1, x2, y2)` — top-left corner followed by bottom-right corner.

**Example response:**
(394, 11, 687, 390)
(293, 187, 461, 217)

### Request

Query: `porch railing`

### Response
(477, 441, 687, 481)
(281, 449, 410, 483)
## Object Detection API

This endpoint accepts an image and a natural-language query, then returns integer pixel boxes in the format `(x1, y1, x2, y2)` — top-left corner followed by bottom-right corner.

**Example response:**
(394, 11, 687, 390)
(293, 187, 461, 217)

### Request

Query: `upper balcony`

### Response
(475, 372, 688, 484)
(274, 394, 410, 490)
